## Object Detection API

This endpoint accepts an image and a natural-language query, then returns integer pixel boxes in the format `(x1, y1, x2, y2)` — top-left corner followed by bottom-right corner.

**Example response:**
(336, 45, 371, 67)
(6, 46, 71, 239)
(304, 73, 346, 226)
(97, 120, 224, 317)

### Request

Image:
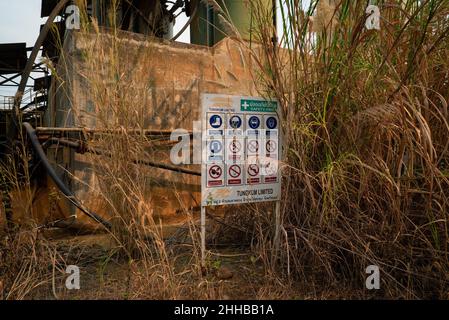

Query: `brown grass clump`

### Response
(243, 0, 449, 298)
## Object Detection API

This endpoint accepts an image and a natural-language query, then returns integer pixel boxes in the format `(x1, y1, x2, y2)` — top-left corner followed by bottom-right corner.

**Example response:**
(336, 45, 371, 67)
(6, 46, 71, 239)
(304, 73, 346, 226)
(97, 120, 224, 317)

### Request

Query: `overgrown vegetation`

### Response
(246, 0, 449, 298)
(1, 0, 449, 299)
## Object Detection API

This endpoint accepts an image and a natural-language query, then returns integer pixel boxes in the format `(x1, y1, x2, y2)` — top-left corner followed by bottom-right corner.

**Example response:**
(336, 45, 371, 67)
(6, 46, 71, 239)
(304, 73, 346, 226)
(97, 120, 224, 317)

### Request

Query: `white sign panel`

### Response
(201, 94, 281, 206)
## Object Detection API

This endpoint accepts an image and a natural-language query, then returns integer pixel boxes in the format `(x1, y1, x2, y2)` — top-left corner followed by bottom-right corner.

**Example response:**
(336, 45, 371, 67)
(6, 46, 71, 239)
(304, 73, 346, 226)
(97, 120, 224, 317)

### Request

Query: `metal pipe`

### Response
(23, 122, 111, 230)
(35, 127, 193, 136)
(85, 147, 201, 176)
(43, 137, 201, 176)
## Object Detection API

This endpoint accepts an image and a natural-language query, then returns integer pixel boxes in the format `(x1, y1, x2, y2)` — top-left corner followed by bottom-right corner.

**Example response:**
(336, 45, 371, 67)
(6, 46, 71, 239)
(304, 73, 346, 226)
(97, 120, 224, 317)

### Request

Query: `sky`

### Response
(0, 0, 191, 97)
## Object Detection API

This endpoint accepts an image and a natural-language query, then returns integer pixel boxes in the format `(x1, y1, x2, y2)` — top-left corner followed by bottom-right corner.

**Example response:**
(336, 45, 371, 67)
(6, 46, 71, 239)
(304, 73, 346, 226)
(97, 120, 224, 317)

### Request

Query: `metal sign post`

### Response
(200, 94, 282, 267)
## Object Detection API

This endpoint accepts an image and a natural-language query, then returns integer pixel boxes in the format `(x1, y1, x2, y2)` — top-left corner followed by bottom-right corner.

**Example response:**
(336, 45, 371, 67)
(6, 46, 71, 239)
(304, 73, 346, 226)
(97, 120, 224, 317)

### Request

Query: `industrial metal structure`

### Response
(0, 0, 276, 231)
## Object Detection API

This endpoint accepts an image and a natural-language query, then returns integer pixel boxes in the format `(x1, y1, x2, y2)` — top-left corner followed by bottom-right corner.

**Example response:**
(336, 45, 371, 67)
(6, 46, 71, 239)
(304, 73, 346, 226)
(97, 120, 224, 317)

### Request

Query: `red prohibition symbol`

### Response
(247, 164, 259, 177)
(230, 140, 242, 153)
(248, 140, 259, 153)
(228, 164, 241, 178)
(209, 165, 222, 179)
(266, 140, 277, 153)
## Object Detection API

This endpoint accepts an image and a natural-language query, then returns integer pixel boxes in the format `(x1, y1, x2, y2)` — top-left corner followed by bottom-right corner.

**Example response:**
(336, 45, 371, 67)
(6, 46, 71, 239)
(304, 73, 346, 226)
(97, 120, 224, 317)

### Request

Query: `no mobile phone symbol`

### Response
(229, 115, 242, 129)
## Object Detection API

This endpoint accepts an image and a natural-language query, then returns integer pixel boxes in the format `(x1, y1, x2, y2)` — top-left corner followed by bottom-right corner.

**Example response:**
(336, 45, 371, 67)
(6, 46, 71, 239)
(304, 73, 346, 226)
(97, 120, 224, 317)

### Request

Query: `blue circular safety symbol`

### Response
(210, 140, 222, 154)
(266, 116, 278, 129)
(209, 115, 223, 128)
(248, 116, 260, 129)
(229, 115, 242, 129)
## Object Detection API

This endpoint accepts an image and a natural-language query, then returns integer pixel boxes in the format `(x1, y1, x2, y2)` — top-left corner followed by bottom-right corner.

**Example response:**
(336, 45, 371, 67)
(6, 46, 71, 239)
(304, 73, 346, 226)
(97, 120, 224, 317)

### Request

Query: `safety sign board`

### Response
(247, 162, 261, 184)
(246, 114, 262, 136)
(207, 164, 224, 187)
(206, 138, 224, 162)
(202, 94, 281, 206)
(261, 158, 278, 183)
(246, 138, 260, 157)
(226, 114, 244, 137)
(265, 139, 277, 157)
(226, 137, 244, 161)
(207, 113, 224, 136)
(265, 115, 278, 130)
(226, 163, 244, 185)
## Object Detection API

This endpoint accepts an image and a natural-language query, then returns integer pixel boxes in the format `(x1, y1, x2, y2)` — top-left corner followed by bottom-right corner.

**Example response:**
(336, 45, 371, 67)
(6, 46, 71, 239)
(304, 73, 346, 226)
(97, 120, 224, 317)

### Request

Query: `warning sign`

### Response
(261, 158, 279, 183)
(246, 139, 260, 157)
(265, 139, 277, 154)
(207, 164, 224, 187)
(226, 137, 244, 161)
(246, 160, 261, 184)
(226, 163, 243, 185)
(201, 94, 281, 206)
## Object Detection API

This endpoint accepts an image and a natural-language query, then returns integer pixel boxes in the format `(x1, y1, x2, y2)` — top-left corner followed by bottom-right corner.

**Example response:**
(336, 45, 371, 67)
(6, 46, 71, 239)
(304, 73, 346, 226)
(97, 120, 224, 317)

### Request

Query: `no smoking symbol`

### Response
(266, 140, 277, 153)
(209, 165, 222, 179)
(247, 140, 259, 153)
(229, 140, 241, 153)
(228, 165, 241, 178)
(248, 164, 259, 177)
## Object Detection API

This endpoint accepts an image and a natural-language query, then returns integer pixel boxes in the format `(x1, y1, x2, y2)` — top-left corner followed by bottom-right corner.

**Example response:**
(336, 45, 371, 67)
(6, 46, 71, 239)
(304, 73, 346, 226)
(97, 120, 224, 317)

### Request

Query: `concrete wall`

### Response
(47, 29, 261, 229)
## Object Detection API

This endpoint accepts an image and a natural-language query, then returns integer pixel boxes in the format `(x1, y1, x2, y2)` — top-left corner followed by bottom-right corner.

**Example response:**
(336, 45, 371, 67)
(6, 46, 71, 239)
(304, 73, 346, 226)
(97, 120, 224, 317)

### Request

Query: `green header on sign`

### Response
(241, 99, 277, 112)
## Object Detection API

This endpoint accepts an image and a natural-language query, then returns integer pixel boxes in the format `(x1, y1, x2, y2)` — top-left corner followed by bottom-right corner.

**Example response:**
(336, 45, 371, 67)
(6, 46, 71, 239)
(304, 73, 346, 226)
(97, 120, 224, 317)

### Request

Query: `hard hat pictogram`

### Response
(229, 115, 242, 129)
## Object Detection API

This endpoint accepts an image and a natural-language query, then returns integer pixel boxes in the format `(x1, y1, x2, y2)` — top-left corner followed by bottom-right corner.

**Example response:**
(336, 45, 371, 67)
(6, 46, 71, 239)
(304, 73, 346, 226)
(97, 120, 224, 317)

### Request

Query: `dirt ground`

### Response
(27, 231, 297, 300)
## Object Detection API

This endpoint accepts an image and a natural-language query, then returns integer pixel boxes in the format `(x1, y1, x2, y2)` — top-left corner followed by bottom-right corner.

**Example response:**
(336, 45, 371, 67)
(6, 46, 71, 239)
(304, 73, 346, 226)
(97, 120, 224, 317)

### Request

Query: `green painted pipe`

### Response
(190, 0, 274, 46)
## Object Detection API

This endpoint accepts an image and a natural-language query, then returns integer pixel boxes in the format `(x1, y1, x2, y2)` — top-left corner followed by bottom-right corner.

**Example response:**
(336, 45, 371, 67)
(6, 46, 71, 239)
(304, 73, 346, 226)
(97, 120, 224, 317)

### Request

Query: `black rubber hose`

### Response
(22, 122, 111, 230)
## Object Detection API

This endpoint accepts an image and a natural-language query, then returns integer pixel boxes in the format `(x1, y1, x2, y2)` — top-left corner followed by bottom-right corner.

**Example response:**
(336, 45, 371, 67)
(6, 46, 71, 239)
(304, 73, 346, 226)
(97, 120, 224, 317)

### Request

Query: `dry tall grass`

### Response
(243, 0, 449, 298)
(2, 0, 449, 300)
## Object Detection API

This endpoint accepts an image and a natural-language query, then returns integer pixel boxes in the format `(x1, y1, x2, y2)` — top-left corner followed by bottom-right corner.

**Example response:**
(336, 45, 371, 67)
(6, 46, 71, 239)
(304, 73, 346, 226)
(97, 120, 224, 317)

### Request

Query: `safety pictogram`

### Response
(229, 140, 241, 153)
(209, 114, 223, 128)
(227, 164, 243, 185)
(261, 158, 278, 183)
(247, 139, 260, 155)
(209, 165, 222, 179)
(266, 140, 277, 154)
(265, 116, 278, 129)
(207, 138, 224, 162)
(248, 115, 261, 129)
(229, 115, 243, 129)
(247, 163, 261, 184)
(207, 164, 224, 187)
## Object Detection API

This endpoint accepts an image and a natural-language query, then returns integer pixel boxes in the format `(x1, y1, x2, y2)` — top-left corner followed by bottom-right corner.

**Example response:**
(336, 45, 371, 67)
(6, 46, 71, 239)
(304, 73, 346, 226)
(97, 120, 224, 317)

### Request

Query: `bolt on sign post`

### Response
(201, 94, 282, 264)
